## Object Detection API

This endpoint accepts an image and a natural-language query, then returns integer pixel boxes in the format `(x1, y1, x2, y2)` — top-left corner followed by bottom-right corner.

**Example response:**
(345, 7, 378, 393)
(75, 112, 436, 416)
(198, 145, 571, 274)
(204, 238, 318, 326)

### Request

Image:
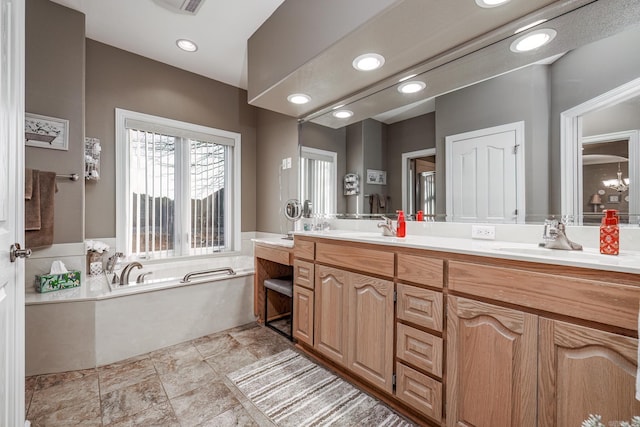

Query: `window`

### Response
(299, 147, 337, 215)
(116, 109, 241, 259)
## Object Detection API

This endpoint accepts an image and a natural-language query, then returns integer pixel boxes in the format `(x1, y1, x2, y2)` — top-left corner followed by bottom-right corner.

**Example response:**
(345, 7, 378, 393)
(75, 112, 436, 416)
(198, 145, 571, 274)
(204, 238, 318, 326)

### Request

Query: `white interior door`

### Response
(446, 121, 525, 223)
(0, 0, 26, 425)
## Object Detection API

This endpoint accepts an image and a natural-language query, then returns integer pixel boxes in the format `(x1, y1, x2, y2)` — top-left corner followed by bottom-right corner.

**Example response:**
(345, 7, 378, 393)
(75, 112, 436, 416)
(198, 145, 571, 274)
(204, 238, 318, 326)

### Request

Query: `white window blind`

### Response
(300, 147, 337, 215)
(116, 109, 240, 259)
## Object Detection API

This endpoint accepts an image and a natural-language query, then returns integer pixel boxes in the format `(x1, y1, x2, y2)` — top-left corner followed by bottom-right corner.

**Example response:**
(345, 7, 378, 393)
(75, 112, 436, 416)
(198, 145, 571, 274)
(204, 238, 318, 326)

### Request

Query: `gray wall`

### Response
(299, 122, 347, 213)
(85, 40, 259, 237)
(435, 65, 551, 220)
(26, 0, 85, 244)
(550, 25, 640, 213)
(362, 120, 388, 214)
(255, 109, 299, 233)
(582, 100, 640, 137)
(386, 112, 436, 213)
(346, 123, 364, 214)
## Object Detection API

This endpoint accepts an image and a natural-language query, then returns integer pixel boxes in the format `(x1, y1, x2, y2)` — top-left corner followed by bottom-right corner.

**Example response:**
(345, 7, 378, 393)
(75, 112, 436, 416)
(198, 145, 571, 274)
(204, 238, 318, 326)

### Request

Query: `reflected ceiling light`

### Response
(352, 53, 385, 71)
(475, 0, 511, 8)
(603, 163, 630, 192)
(332, 104, 345, 110)
(510, 28, 557, 52)
(333, 110, 354, 119)
(287, 93, 311, 104)
(399, 74, 417, 83)
(398, 81, 426, 94)
(176, 39, 198, 52)
(515, 19, 548, 34)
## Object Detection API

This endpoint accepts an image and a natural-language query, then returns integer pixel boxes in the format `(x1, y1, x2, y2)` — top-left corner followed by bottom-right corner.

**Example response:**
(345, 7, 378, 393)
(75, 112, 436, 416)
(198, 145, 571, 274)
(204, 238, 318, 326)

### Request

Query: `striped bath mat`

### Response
(228, 349, 414, 426)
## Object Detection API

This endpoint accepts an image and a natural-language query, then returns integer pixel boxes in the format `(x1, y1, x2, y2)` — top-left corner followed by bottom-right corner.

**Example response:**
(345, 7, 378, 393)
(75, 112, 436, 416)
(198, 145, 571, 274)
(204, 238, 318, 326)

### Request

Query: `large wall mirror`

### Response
(298, 0, 640, 225)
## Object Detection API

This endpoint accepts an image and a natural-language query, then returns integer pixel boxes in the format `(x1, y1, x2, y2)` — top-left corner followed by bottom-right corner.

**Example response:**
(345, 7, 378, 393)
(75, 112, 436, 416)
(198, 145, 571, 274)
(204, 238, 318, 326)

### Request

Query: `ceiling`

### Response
(48, 0, 285, 89)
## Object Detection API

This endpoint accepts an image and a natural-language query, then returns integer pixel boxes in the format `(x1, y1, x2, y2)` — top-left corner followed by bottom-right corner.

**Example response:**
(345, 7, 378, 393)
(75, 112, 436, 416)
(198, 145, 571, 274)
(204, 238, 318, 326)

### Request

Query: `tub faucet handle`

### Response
(136, 272, 153, 284)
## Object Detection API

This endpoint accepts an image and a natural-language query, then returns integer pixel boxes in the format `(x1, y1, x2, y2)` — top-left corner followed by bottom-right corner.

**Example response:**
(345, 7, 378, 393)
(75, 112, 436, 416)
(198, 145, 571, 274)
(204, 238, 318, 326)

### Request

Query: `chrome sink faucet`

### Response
(377, 216, 396, 236)
(119, 262, 143, 285)
(539, 217, 583, 250)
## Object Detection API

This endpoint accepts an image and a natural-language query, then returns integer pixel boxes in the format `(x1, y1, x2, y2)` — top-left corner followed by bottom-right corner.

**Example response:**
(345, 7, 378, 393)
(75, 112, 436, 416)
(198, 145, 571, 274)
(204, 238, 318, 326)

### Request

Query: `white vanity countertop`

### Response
(251, 237, 295, 249)
(295, 230, 640, 275)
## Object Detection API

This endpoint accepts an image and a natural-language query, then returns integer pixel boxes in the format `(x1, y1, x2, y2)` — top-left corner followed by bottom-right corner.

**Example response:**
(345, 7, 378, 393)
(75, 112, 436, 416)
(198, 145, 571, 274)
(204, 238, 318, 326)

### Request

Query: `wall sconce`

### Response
(602, 162, 629, 192)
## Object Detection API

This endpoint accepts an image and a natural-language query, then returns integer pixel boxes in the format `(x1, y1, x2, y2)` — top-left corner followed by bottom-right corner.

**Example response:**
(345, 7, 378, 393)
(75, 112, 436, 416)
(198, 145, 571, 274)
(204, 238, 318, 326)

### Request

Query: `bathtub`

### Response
(26, 254, 257, 375)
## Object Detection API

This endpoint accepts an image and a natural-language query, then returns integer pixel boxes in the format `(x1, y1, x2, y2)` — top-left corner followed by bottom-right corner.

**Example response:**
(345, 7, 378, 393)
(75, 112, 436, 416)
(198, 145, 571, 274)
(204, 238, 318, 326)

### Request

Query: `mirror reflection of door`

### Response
(299, 146, 337, 216)
(408, 156, 436, 218)
(581, 137, 630, 224)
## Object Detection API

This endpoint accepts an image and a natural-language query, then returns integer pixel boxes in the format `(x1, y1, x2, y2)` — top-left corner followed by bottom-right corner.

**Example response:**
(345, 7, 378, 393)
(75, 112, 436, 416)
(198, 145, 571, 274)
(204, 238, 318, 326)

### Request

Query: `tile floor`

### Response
(25, 321, 409, 426)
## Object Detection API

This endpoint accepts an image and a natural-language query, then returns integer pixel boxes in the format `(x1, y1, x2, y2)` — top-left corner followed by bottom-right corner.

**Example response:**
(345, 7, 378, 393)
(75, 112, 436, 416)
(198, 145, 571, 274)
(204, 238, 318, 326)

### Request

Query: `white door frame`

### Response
(561, 76, 640, 223)
(445, 121, 525, 223)
(401, 148, 436, 213)
(0, 0, 26, 425)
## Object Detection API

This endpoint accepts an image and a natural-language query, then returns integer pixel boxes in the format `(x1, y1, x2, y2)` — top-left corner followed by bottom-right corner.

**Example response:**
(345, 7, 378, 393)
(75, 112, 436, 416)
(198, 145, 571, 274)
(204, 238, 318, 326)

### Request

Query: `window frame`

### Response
(115, 108, 241, 258)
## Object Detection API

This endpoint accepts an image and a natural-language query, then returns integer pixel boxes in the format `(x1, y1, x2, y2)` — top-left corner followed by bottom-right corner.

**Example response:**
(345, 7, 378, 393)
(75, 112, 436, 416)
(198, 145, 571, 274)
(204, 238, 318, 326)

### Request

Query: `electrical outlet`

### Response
(471, 225, 496, 240)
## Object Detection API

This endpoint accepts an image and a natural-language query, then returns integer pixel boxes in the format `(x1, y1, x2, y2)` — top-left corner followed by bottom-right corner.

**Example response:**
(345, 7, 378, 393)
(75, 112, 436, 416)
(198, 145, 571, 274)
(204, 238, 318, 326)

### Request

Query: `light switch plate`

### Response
(282, 158, 287, 169)
(286, 157, 292, 168)
(471, 225, 496, 240)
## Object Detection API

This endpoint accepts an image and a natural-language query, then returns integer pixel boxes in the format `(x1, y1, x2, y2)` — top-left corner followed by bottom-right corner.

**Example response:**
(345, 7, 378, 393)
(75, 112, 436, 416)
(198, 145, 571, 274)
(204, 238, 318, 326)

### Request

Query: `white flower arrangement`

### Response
(582, 414, 640, 427)
(86, 240, 109, 254)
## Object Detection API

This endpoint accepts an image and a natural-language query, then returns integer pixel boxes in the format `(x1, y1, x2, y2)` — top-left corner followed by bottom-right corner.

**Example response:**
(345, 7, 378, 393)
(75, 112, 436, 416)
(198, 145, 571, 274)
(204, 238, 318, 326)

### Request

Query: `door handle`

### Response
(10, 243, 32, 262)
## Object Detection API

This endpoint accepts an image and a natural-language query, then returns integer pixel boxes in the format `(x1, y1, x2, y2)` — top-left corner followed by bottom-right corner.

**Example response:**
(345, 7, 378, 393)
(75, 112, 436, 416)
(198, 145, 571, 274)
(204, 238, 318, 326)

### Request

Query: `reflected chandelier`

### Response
(602, 162, 629, 192)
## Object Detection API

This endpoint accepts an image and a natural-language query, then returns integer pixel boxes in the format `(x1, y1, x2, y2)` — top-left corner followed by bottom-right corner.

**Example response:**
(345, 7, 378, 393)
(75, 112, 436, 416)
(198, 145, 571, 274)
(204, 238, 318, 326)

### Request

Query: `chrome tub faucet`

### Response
(539, 217, 583, 250)
(119, 262, 143, 285)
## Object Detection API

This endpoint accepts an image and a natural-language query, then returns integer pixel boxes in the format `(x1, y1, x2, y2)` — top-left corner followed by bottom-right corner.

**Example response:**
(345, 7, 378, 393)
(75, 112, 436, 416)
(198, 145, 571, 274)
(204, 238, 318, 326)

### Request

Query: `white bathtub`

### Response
(26, 254, 257, 375)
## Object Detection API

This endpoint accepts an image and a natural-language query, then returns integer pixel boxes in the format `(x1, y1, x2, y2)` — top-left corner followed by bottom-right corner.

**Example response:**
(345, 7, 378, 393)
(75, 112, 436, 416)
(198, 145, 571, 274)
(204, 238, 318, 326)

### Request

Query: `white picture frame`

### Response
(25, 112, 69, 150)
(366, 169, 387, 185)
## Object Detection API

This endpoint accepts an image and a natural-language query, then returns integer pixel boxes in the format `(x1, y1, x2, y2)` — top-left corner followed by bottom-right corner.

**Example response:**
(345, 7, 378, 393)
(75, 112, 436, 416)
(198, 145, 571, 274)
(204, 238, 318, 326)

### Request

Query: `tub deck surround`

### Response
(25, 255, 257, 375)
(251, 237, 295, 325)
(290, 232, 640, 427)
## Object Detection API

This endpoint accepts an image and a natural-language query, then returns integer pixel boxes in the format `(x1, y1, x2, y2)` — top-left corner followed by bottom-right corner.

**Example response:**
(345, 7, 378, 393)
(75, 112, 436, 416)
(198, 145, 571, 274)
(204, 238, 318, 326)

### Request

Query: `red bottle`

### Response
(396, 210, 406, 238)
(600, 209, 619, 255)
(416, 210, 424, 222)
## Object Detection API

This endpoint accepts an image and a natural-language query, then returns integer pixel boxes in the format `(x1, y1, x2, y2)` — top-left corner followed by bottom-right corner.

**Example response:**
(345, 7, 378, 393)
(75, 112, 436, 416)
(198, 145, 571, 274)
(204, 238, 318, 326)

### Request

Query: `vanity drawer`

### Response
(396, 284, 443, 331)
(294, 259, 314, 290)
(395, 362, 442, 421)
(255, 244, 292, 266)
(294, 239, 315, 261)
(448, 261, 639, 331)
(397, 254, 443, 288)
(316, 242, 394, 278)
(396, 323, 443, 377)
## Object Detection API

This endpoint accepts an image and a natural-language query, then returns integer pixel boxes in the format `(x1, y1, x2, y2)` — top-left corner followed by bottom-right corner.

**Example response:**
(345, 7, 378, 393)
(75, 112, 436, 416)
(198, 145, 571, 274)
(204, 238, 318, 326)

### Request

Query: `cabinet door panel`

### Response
(347, 272, 394, 392)
(293, 285, 314, 346)
(314, 266, 348, 365)
(447, 296, 537, 427)
(539, 318, 640, 427)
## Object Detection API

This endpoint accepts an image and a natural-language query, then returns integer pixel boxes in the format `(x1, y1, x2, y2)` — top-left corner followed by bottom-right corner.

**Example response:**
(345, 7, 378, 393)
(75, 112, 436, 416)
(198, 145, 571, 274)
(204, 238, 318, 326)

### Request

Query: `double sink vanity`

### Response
(253, 226, 640, 426)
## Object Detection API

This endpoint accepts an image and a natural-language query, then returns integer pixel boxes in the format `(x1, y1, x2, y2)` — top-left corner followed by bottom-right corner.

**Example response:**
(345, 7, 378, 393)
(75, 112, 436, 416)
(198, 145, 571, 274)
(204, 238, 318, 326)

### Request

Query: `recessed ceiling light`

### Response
(399, 74, 418, 83)
(352, 53, 385, 71)
(176, 39, 198, 52)
(510, 29, 557, 52)
(475, 0, 511, 8)
(333, 110, 354, 119)
(287, 93, 311, 105)
(515, 19, 548, 34)
(398, 81, 426, 94)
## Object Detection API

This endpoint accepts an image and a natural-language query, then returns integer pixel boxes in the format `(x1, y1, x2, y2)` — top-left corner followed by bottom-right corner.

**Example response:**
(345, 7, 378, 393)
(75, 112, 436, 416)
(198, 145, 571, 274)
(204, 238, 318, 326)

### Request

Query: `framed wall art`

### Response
(25, 113, 69, 150)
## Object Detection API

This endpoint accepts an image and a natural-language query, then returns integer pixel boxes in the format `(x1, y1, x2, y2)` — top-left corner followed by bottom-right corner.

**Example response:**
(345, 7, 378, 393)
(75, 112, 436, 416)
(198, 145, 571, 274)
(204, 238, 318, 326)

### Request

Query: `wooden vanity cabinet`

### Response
(293, 256, 315, 346)
(447, 296, 537, 427)
(314, 264, 395, 392)
(538, 318, 640, 427)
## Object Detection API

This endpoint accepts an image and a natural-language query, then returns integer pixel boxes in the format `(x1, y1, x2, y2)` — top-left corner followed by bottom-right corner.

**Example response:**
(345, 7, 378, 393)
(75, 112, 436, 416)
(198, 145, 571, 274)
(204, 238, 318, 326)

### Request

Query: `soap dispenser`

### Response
(600, 209, 619, 255)
(396, 210, 406, 238)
